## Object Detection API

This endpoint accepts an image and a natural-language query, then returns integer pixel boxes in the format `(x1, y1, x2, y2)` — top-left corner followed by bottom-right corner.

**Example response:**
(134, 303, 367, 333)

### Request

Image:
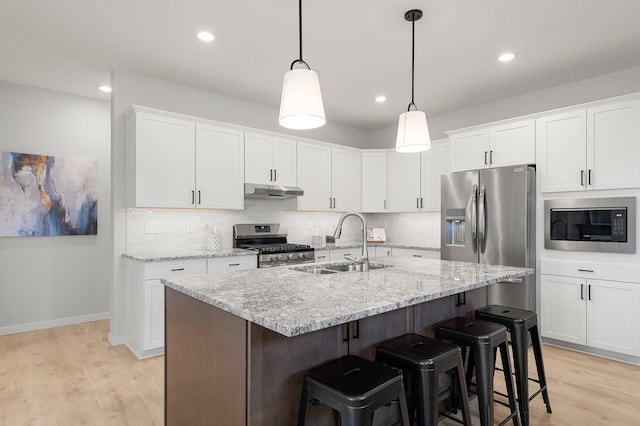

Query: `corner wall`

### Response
(0, 81, 111, 334)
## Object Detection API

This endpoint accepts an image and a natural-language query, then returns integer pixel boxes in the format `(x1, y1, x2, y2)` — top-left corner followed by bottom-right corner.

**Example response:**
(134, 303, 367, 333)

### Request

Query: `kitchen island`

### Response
(162, 256, 533, 426)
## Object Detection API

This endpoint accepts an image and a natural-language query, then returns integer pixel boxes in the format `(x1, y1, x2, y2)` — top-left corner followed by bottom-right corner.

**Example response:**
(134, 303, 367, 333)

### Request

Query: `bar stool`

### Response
(475, 305, 552, 426)
(375, 333, 472, 426)
(297, 354, 410, 426)
(436, 317, 521, 426)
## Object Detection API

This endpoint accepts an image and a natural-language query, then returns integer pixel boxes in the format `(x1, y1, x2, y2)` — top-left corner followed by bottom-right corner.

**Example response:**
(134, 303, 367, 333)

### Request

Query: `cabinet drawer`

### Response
(541, 259, 640, 283)
(144, 259, 207, 280)
(208, 255, 257, 273)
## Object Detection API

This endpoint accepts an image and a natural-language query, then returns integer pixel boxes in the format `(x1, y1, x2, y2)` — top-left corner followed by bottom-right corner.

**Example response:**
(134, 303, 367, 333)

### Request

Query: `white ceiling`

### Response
(3, 0, 640, 131)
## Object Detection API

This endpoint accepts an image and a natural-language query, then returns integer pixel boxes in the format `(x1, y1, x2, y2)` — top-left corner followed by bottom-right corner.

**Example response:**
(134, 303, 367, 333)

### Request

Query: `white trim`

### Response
(0, 312, 110, 336)
(108, 333, 126, 346)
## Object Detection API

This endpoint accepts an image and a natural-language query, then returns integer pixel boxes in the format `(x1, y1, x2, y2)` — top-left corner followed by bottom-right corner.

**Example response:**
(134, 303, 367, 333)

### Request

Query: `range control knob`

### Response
(274, 254, 282, 260)
(299, 253, 306, 259)
(287, 253, 295, 259)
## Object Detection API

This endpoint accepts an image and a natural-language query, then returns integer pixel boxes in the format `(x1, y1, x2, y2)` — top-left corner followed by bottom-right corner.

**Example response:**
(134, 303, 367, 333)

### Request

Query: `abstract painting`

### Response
(0, 152, 97, 236)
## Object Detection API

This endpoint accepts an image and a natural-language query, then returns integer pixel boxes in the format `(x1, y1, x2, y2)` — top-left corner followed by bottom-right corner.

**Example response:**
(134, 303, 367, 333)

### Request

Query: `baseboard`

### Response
(0, 312, 110, 336)
(542, 337, 640, 366)
(108, 333, 126, 346)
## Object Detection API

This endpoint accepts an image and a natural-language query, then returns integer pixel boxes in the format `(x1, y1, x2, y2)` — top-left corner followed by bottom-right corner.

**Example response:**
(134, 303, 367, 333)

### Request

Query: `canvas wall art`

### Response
(0, 152, 97, 236)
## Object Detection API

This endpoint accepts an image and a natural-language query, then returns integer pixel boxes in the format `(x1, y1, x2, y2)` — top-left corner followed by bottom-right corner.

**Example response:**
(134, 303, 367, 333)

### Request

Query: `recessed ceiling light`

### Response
(197, 31, 215, 42)
(498, 52, 516, 62)
(375, 95, 387, 103)
(99, 85, 112, 93)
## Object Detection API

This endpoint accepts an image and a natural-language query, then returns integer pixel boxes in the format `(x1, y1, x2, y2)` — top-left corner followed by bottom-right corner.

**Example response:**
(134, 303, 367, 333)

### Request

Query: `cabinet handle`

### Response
(342, 323, 350, 342)
(317, 255, 327, 259)
(198, 190, 201, 205)
(412, 254, 423, 258)
(578, 269, 594, 273)
(580, 283, 584, 300)
(344, 253, 352, 257)
(581, 170, 585, 186)
(416, 198, 419, 209)
(456, 292, 466, 306)
(333, 198, 336, 209)
(228, 263, 240, 267)
(588, 169, 592, 185)
(269, 169, 273, 181)
(329, 197, 333, 208)
(384, 199, 387, 210)
(420, 197, 423, 209)
(484, 151, 488, 165)
(171, 268, 185, 272)
(191, 190, 195, 205)
(352, 320, 360, 339)
(274, 169, 277, 182)
(489, 150, 493, 164)
(588, 284, 592, 301)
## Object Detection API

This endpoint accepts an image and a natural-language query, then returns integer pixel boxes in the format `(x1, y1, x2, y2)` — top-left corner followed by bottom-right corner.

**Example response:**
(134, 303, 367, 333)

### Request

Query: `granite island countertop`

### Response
(124, 248, 256, 262)
(162, 256, 533, 338)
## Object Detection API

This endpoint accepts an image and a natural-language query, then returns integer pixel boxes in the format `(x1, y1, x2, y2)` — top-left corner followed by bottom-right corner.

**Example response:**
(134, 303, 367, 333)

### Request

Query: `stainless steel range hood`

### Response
(244, 183, 304, 199)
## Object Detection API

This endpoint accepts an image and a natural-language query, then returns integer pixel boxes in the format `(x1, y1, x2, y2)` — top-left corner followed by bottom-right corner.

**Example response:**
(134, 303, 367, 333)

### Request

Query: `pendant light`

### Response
(279, 0, 326, 130)
(395, 9, 431, 153)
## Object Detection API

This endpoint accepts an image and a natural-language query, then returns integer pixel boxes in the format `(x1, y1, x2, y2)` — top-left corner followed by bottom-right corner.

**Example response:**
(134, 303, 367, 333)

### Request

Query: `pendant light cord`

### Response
(290, 0, 310, 70)
(408, 18, 416, 111)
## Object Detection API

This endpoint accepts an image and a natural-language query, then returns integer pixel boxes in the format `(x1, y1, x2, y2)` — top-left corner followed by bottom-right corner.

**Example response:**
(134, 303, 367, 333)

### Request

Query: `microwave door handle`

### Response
(471, 185, 478, 248)
(478, 184, 486, 252)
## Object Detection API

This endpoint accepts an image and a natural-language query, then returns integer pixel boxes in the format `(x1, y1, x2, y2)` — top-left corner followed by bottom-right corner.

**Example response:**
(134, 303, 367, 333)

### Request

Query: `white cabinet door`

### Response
(143, 279, 165, 351)
(537, 109, 587, 192)
(587, 100, 640, 190)
(129, 113, 196, 208)
(362, 151, 388, 212)
(244, 132, 272, 185)
(207, 255, 257, 273)
(332, 147, 362, 212)
(296, 142, 332, 211)
(540, 274, 586, 345)
(420, 143, 449, 211)
(450, 129, 489, 172)
(195, 123, 244, 209)
(387, 151, 421, 212)
(489, 119, 535, 168)
(587, 279, 640, 356)
(271, 137, 297, 186)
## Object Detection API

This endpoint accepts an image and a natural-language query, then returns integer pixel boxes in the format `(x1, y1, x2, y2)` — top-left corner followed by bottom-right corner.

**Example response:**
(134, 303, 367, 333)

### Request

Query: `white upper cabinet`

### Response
(195, 123, 244, 209)
(362, 151, 388, 212)
(450, 119, 535, 172)
(127, 112, 196, 208)
(126, 107, 244, 209)
(244, 132, 297, 186)
(387, 151, 421, 212)
(538, 99, 640, 192)
(296, 142, 361, 212)
(420, 142, 449, 211)
(296, 142, 332, 211)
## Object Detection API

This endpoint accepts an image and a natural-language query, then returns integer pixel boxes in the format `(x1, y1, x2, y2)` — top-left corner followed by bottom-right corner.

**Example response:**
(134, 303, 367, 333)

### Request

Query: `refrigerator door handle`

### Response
(471, 184, 478, 247)
(478, 183, 486, 252)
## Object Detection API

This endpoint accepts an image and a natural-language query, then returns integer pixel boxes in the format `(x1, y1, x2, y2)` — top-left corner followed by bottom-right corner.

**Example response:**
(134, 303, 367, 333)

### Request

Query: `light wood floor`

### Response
(1, 320, 639, 425)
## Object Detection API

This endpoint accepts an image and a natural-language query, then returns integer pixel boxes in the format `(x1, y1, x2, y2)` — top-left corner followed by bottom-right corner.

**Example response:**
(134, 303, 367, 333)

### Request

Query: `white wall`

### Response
(0, 81, 111, 334)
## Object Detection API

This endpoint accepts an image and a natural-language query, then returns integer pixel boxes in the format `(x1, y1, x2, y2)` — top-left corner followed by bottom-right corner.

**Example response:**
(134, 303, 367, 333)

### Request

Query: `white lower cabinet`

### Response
(541, 273, 640, 357)
(125, 258, 207, 359)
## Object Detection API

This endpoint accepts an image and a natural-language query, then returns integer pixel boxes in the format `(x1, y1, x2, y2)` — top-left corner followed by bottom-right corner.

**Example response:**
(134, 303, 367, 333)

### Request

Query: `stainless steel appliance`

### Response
(233, 223, 314, 268)
(544, 196, 636, 253)
(441, 164, 536, 311)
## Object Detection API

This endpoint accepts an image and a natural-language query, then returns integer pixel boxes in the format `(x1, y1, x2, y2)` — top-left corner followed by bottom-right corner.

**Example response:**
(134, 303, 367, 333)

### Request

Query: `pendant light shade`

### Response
(279, 0, 326, 130)
(279, 68, 325, 129)
(395, 9, 431, 153)
(396, 110, 431, 153)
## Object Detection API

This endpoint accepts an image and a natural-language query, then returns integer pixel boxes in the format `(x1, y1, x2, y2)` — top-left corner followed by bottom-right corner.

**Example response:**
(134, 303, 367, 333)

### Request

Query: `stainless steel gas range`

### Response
(233, 224, 315, 268)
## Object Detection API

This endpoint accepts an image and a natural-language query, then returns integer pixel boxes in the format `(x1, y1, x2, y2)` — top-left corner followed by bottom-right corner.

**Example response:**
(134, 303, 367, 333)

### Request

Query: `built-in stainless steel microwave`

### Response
(544, 197, 636, 253)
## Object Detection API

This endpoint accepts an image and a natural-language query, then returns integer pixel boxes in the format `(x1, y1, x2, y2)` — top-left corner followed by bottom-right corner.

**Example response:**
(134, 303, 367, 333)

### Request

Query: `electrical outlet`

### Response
(427, 222, 433, 231)
(186, 221, 194, 233)
(145, 222, 159, 234)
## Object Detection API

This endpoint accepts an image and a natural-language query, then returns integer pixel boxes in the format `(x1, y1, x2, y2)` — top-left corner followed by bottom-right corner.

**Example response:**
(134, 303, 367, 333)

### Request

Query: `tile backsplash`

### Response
(126, 198, 441, 254)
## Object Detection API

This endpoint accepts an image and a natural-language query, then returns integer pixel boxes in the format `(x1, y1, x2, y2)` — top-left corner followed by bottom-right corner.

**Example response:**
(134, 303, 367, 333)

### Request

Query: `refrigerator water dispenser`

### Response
(445, 208, 466, 246)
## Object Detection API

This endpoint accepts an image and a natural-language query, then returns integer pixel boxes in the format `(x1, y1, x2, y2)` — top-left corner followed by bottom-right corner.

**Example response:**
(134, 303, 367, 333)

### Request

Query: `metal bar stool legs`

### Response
(475, 305, 552, 426)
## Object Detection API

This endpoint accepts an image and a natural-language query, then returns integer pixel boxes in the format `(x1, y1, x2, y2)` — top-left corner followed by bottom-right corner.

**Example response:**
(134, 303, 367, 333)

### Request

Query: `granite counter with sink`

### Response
(163, 257, 533, 425)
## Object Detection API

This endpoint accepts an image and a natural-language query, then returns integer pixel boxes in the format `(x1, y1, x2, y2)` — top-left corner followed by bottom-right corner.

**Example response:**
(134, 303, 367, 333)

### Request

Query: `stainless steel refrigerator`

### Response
(440, 164, 536, 311)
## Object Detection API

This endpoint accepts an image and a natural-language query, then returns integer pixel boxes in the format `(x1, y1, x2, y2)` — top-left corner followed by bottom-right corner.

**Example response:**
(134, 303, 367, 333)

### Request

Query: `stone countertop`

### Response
(162, 256, 533, 338)
(313, 243, 440, 251)
(124, 248, 256, 262)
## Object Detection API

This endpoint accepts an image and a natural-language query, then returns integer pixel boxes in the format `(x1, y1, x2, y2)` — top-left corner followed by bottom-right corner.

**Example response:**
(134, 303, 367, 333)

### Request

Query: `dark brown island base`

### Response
(162, 257, 533, 425)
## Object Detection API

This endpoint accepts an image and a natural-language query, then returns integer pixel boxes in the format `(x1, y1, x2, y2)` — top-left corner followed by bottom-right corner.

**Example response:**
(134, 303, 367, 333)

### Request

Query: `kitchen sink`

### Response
(291, 262, 392, 274)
